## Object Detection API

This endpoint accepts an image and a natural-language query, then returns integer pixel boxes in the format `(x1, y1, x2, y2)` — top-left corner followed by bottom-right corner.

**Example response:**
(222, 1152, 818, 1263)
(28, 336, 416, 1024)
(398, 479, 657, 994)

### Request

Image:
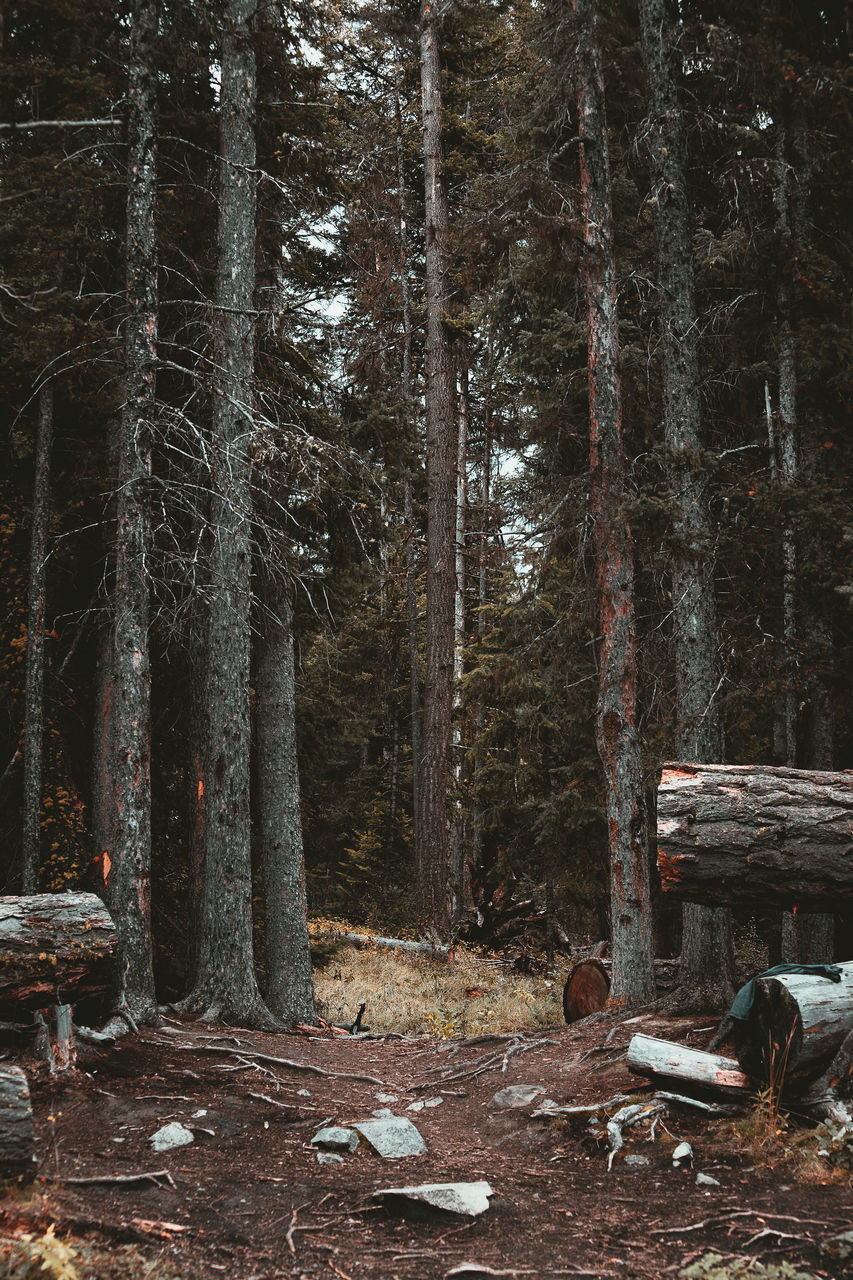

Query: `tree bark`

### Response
(257, 578, 316, 1025)
(574, 0, 655, 1006)
(733, 961, 853, 1084)
(0, 893, 115, 1004)
(21, 382, 55, 893)
(638, 0, 734, 1011)
(416, 0, 456, 939)
(107, 0, 160, 1025)
(627, 1033, 751, 1095)
(182, 0, 274, 1028)
(657, 762, 853, 909)
(0, 1066, 36, 1178)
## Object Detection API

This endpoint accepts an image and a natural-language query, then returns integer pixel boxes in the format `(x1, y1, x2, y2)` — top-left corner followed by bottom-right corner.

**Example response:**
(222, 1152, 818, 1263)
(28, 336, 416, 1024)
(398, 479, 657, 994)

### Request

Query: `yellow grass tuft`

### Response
(311, 939, 565, 1037)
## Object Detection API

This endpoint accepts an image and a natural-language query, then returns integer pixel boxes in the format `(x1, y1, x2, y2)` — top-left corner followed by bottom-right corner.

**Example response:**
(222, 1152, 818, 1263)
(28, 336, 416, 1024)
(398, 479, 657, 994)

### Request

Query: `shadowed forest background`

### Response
(1, 0, 852, 1014)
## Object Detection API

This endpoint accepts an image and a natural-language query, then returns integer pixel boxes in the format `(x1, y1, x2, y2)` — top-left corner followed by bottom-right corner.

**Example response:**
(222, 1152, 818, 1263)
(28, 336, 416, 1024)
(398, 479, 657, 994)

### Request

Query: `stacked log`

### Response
(0, 1066, 36, 1177)
(627, 1034, 751, 1097)
(656, 762, 853, 910)
(0, 892, 115, 1006)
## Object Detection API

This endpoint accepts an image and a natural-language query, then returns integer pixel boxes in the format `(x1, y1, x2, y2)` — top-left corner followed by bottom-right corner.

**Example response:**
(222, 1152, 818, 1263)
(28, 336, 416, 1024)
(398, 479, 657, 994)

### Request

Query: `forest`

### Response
(1, 0, 852, 1032)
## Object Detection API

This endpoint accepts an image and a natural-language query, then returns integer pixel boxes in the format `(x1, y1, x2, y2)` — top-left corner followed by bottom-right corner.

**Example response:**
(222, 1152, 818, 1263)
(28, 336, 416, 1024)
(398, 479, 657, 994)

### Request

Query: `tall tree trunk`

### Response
(416, 0, 456, 939)
(182, 0, 275, 1028)
(21, 382, 54, 893)
(772, 91, 834, 964)
(639, 0, 734, 1010)
(396, 81, 421, 852)
(108, 0, 159, 1025)
(574, 0, 655, 1005)
(450, 355, 468, 922)
(257, 577, 316, 1024)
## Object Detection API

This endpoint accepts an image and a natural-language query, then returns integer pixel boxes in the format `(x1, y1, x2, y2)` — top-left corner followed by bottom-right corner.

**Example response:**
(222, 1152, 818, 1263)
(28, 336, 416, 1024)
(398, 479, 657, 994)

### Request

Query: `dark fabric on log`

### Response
(657, 762, 853, 909)
(733, 961, 853, 1083)
(563, 957, 610, 1023)
(0, 1065, 36, 1177)
(0, 893, 115, 1006)
(729, 964, 841, 1020)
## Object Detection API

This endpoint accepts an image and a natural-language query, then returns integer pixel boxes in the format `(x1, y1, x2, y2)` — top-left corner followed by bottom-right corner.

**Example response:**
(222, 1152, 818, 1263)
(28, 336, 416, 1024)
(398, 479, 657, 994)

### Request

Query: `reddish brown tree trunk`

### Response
(416, 0, 456, 939)
(181, 0, 275, 1028)
(574, 0, 655, 1005)
(21, 382, 54, 893)
(108, 0, 159, 1025)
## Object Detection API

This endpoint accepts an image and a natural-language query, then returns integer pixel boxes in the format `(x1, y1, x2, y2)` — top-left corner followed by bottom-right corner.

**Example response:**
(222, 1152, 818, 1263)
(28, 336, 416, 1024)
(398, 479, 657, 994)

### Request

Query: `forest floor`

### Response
(3, 1007, 852, 1280)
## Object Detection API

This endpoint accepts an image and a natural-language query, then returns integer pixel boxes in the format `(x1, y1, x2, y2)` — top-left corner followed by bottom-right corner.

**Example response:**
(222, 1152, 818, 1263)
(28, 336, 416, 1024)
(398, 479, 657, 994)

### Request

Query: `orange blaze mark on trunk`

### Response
(197, 778, 204, 801)
(657, 849, 679, 891)
(102, 850, 112, 884)
(661, 767, 697, 784)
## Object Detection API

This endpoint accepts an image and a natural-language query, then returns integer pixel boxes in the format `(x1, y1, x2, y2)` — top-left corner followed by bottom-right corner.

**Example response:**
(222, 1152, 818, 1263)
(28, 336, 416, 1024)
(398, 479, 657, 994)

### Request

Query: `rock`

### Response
(352, 1116, 427, 1158)
(407, 1097, 444, 1113)
(316, 1151, 344, 1165)
(672, 1141, 693, 1167)
(150, 1122, 194, 1152)
(297, 1089, 311, 1097)
(490, 1085, 544, 1110)
(695, 1172, 720, 1188)
(375, 1093, 398, 1103)
(622, 1154, 651, 1168)
(311, 1126, 360, 1153)
(372, 1107, 394, 1118)
(374, 1180, 493, 1218)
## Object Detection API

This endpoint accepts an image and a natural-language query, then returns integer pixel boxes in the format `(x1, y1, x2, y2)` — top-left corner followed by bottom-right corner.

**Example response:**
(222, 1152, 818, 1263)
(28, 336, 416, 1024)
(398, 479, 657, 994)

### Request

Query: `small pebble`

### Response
(316, 1151, 343, 1165)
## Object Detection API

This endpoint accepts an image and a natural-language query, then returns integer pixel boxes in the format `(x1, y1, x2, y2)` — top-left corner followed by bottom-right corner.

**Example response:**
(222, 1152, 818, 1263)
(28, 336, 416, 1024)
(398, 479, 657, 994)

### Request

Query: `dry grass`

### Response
(311, 939, 566, 1037)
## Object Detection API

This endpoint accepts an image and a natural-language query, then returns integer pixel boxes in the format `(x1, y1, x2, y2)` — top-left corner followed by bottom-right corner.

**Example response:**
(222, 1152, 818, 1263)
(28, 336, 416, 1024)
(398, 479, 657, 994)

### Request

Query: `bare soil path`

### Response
(3, 1011, 850, 1279)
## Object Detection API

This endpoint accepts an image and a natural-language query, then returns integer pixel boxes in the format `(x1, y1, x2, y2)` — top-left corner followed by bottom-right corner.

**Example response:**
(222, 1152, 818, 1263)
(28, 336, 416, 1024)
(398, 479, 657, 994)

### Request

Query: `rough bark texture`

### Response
(733, 961, 853, 1084)
(638, 0, 733, 1012)
(416, 0, 456, 940)
(562, 957, 610, 1023)
(574, 0, 655, 1005)
(257, 579, 316, 1025)
(0, 893, 115, 1005)
(182, 0, 273, 1028)
(0, 1065, 36, 1177)
(21, 382, 54, 893)
(657, 762, 853, 909)
(627, 1033, 751, 1095)
(107, 0, 159, 1026)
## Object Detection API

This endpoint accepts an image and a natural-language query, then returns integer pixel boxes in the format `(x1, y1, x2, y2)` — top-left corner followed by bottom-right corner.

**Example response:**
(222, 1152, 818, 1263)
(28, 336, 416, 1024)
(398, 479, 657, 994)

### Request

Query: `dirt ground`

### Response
(3, 1010, 852, 1280)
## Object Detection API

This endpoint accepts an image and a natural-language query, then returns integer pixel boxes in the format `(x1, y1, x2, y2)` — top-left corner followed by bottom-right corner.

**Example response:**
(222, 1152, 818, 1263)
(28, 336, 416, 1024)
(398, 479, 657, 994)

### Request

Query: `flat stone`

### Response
(622, 1154, 651, 1168)
(311, 1126, 360, 1153)
(407, 1096, 444, 1113)
(695, 1172, 720, 1188)
(375, 1093, 398, 1103)
(150, 1122, 194, 1152)
(374, 1180, 493, 1217)
(352, 1116, 426, 1158)
(672, 1141, 693, 1167)
(316, 1151, 344, 1165)
(491, 1085, 544, 1110)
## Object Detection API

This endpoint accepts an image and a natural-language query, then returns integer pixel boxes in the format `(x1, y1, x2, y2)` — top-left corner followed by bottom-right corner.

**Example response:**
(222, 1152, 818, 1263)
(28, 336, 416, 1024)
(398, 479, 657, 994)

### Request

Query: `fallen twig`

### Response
(650, 1210, 754, 1236)
(54, 1170, 177, 1190)
(170, 1043, 386, 1085)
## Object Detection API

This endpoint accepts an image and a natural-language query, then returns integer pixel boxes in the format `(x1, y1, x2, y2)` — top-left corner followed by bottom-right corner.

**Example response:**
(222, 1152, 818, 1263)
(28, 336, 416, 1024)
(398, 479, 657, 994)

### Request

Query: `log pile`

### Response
(656, 762, 853, 910)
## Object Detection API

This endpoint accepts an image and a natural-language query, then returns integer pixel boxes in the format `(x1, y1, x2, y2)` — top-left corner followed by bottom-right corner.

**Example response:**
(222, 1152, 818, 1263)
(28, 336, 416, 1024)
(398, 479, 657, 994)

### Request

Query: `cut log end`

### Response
(563, 957, 610, 1024)
(734, 981, 804, 1083)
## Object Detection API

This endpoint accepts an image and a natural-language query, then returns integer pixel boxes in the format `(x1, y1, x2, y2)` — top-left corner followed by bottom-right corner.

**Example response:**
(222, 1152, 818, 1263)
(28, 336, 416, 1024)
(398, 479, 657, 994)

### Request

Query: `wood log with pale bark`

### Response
(656, 762, 853, 910)
(627, 1033, 751, 1096)
(0, 1065, 36, 1177)
(0, 893, 115, 1006)
(733, 960, 853, 1084)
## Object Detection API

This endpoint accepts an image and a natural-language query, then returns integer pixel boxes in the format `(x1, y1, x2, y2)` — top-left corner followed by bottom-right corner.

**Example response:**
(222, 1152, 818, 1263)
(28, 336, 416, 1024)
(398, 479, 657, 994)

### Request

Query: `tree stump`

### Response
(656, 762, 853, 910)
(0, 1065, 36, 1177)
(0, 892, 115, 1006)
(563, 957, 610, 1023)
(733, 961, 853, 1084)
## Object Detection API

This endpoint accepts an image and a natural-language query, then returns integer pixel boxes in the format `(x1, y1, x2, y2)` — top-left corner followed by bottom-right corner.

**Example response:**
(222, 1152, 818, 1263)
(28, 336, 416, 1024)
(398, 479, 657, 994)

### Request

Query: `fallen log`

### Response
(0, 892, 115, 1006)
(627, 1033, 751, 1097)
(733, 961, 853, 1084)
(563, 957, 610, 1023)
(309, 928, 453, 961)
(0, 1065, 37, 1178)
(656, 762, 853, 910)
